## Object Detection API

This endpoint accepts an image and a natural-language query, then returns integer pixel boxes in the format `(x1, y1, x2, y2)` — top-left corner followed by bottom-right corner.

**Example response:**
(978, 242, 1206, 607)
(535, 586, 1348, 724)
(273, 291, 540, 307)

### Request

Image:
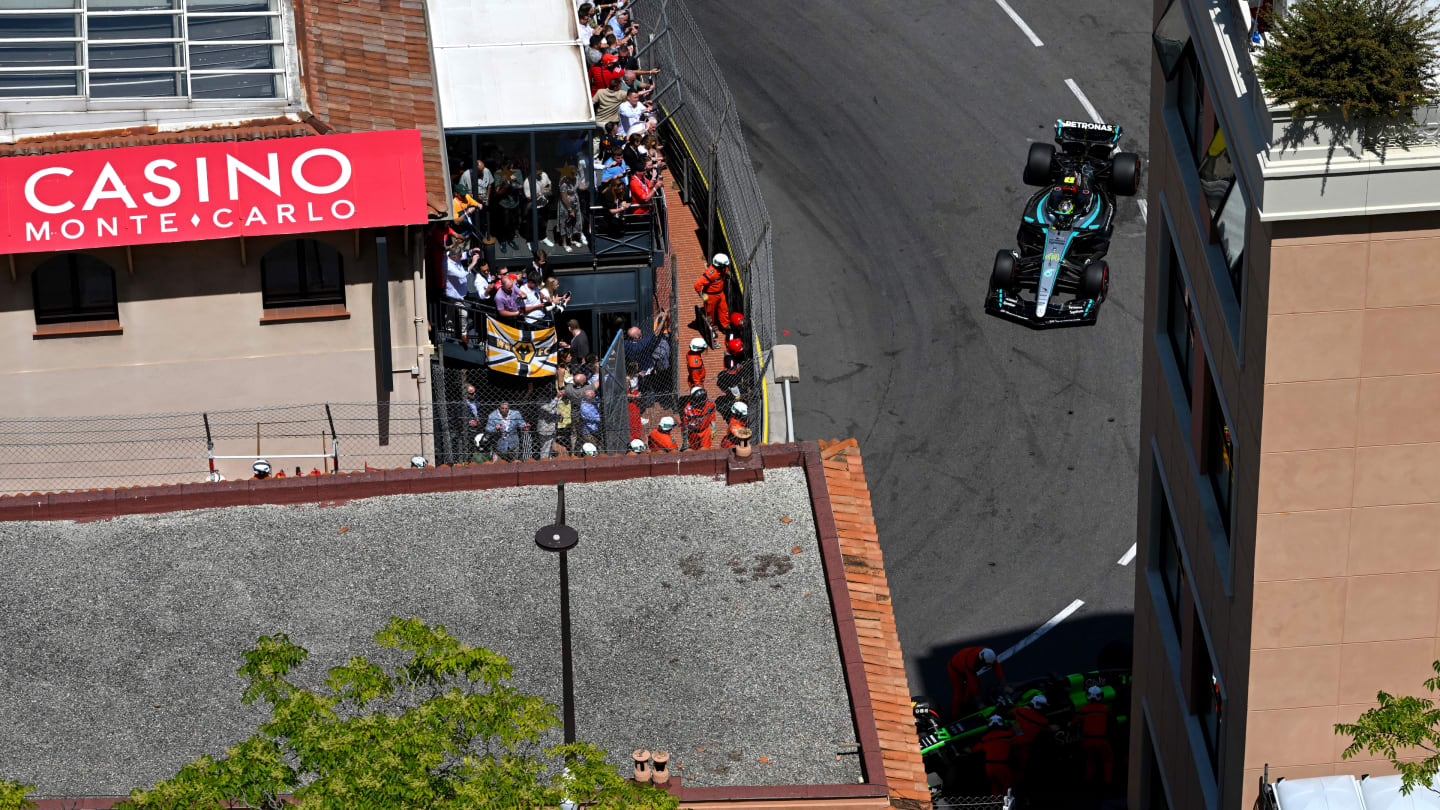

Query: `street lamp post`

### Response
(535, 481, 579, 746)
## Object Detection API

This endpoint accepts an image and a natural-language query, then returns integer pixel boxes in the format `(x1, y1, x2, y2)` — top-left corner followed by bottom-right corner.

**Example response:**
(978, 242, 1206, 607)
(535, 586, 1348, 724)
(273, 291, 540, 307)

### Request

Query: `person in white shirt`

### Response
(520, 273, 549, 325)
(524, 170, 554, 246)
(444, 247, 481, 343)
(617, 89, 650, 137)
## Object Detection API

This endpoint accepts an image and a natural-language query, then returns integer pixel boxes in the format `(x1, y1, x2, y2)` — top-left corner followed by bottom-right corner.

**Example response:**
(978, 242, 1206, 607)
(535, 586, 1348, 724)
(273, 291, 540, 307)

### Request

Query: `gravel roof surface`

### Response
(0, 468, 861, 796)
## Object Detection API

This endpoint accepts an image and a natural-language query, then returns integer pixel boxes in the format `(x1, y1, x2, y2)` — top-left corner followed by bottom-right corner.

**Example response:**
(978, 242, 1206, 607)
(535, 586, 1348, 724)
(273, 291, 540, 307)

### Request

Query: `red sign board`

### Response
(0, 129, 428, 254)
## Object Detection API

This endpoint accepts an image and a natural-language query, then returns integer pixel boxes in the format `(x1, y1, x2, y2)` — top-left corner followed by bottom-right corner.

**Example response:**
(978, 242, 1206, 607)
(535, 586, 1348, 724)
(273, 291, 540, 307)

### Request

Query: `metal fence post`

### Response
(706, 103, 728, 263)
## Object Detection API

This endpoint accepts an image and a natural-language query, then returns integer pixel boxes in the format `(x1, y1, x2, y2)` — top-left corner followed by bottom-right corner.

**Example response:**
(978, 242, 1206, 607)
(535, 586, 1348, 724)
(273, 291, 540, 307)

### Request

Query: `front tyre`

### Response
(1109, 152, 1141, 196)
(1023, 143, 1056, 187)
(991, 250, 1017, 292)
(1081, 260, 1109, 300)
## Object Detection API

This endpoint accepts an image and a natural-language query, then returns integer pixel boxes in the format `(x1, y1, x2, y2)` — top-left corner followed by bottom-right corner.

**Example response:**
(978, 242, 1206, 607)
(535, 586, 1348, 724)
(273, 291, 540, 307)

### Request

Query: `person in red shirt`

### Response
(686, 337, 707, 389)
(974, 715, 1015, 796)
(948, 647, 1006, 717)
(694, 254, 731, 345)
(1010, 694, 1056, 781)
(1071, 687, 1114, 785)
(682, 387, 717, 449)
(647, 416, 679, 452)
(720, 401, 748, 448)
(589, 53, 624, 95)
(628, 170, 657, 215)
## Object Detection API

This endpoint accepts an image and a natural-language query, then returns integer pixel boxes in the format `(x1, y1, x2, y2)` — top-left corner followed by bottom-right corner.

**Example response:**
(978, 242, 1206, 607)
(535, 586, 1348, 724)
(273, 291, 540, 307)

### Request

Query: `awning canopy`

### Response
(429, 0, 597, 132)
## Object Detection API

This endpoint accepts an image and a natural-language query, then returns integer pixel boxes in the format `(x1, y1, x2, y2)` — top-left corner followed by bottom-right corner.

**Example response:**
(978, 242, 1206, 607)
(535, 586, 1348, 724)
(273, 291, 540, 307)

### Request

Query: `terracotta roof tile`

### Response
(290, 0, 447, 215)
(818, 439, 931, 810)
(0, 118, 324, 158)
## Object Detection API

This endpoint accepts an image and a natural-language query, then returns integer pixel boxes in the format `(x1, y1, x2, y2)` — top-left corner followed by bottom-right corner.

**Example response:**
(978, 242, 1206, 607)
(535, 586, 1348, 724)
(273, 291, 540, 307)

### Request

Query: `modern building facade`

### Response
(1131, 0, 1440, 808)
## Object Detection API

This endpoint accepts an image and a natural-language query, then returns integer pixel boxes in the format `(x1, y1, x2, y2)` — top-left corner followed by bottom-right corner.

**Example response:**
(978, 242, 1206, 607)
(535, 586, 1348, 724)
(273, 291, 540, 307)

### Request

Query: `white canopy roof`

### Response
(428, 0, 597, 132)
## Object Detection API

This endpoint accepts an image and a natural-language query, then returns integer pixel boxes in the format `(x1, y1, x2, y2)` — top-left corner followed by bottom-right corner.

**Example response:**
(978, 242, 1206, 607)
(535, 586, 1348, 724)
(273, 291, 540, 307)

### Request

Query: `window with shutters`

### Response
(0, 0, 287, 102)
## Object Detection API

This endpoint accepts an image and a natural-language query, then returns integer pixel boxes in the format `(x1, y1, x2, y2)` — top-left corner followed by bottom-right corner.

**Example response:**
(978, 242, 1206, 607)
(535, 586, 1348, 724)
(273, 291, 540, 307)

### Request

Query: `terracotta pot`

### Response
(632, 749, 652, 783)
(733, 427, 754, 458)
(651, 750, 670, 784)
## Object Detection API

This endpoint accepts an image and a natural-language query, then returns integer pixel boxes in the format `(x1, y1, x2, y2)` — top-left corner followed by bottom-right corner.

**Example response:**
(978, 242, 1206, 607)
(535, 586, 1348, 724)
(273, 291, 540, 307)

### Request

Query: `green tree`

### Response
(0, 780, 36, 810)
(1335, 659, 1440, 796)
(5, 617, 674, 810)
(1256, 0, 1439, 121)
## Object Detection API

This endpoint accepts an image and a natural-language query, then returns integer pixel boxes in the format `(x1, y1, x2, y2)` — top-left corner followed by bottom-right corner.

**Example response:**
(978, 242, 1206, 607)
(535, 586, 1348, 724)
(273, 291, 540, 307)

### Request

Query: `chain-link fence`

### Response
(628, 0, 777, 398)
(0, 402, 436, 495)
(0, 350, 773, 495)
(933, 794, 1014, 809)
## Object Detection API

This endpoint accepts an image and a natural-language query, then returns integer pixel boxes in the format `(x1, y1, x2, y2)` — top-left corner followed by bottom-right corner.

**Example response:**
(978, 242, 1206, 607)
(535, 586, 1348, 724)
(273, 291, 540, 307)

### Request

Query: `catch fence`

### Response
(0, 346, 773, 495)
(628, 0, 777, 400)
(0, 403, 436, 495)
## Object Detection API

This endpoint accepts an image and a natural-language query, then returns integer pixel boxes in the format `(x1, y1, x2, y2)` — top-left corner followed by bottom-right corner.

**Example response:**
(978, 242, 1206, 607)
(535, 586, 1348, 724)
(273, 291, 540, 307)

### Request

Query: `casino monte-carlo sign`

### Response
(0, 130, 428, 254)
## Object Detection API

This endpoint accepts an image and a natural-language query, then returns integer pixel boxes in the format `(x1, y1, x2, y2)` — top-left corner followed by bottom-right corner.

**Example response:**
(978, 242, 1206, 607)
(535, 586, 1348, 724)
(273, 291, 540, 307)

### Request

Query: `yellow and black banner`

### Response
(485, 316, 557, 377)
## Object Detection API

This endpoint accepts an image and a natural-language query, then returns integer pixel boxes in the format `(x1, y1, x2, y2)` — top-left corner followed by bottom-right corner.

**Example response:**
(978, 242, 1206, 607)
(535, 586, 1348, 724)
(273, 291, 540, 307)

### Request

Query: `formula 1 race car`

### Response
(914, 669, 1131, 760)
(984, 120, 1142, 328)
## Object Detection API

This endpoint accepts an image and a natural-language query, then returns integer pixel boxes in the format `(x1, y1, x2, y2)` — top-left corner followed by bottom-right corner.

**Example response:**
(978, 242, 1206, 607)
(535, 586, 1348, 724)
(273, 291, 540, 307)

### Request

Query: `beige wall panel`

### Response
(1255, 510, 1351, 583)
(1357, 374, 1440, 447)
(1252, 578, 1348, 649)
(1342, 572, 1440, 643)
(1347, 504, 1440, 576)
(1336, 638, 1437, 705)
(1257, 449, 1356, 514)
(1362, 306, 1440, 377)
(1352, 443, 1440, 508)
(1244, 705, 1339, 768)
(1260, 380, 1359, 453)
(1268, 241, 1369, 315)
(1366, 236, 1440, 309)
(1264, 311, 1365, 383)
(1248, 645, 1341, 710)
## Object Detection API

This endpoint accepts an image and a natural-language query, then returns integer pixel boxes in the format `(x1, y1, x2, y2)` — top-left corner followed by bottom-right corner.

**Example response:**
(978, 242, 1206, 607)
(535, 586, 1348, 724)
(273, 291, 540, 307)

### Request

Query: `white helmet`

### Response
(1087, 686, 1104, 702)
(980, 648, 997, 666)
(206, 471, 224, 483)
(988, 714, 1006, 728)
(712, 253, 730, 267)
(629, 439, 647, 453)
(410, 455, 428, 468)
(658, 416, 676, 431)
(732, 401, 748, 417)
(252, 459, 271, 476)
(1031, 695, 1048, 710)
(689, 337, 707, 352)
(582, 442, 598, 457)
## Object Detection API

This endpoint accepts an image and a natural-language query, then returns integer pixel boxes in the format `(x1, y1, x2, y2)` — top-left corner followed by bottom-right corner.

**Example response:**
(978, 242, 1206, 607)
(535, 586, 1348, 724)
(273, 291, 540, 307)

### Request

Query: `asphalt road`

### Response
(688, 0, 1153, 711)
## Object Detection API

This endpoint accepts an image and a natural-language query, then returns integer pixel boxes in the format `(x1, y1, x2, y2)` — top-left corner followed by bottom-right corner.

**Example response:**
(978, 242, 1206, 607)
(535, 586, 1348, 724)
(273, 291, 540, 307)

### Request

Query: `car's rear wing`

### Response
(1055, 119, 1122, 144)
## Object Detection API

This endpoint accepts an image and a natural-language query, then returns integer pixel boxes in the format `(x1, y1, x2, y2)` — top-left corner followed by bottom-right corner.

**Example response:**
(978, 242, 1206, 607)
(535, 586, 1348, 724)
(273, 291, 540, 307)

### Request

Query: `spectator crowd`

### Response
(429, 1, 757, 467)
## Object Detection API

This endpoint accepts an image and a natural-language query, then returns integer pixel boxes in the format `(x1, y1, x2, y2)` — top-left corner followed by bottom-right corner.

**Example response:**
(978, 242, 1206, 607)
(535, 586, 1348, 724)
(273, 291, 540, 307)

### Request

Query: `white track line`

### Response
(993, 0, 1044, 47)
(1137, 199, 1148, 223)
(1065, 78, 1103, 123)
(1118, 543, 1138, 566)
(997, 599, 1085, 663)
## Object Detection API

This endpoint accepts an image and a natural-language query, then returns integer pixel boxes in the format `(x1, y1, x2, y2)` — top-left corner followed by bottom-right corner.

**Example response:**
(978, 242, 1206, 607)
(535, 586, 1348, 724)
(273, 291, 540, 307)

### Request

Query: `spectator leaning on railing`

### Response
(593, 77, 627, 126)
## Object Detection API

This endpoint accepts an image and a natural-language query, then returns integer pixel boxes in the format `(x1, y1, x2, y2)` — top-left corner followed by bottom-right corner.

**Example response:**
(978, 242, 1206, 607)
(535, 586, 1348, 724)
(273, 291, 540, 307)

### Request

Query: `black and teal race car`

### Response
(984, 120, 1141, 329)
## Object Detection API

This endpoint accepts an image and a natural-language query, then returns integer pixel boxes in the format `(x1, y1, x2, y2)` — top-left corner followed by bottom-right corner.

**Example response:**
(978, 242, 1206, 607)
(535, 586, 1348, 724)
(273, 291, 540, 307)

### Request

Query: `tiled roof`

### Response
(0, 117, 324, 158)
(819, 439, 932, 810)
(292, 0, 448, 216)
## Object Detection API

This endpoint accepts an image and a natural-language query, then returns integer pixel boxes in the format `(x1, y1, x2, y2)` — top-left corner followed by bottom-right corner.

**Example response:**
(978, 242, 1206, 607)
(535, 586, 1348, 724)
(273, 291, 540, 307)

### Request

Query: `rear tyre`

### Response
(1081, 260, 1109, 299)
(1023, 143, 1056, 187)
(991, 250, 1016, 292)
(1109, 152, 1141, 196)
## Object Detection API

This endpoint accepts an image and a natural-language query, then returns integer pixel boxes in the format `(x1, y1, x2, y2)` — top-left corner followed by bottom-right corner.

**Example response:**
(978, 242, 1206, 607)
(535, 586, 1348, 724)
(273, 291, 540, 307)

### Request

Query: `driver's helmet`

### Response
(1048, 174, 1092, 222)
